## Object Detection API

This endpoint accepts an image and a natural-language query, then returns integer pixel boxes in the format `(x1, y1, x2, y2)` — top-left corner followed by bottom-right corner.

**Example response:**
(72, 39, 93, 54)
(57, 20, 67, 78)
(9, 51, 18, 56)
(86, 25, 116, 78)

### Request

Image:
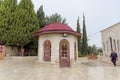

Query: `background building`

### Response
(101, 22, 120, 56)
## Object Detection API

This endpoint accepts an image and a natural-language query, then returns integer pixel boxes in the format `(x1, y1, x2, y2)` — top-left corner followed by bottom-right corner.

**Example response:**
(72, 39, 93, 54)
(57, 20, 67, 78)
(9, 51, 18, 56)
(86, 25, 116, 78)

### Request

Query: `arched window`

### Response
(43, 40, 51, 61)
(109, 37, 113, 51)
(113, 39, 116, 51)
(117, 39, 119, 52)
(106, 41, 108, 51)
(0, 46, 3, 53)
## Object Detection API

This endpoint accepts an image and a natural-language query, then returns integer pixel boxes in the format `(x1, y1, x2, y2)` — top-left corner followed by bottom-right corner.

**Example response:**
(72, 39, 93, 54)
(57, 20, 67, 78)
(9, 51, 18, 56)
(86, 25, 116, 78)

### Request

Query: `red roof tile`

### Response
(34, 23, 80, 37)
(40, 23, 73, 32)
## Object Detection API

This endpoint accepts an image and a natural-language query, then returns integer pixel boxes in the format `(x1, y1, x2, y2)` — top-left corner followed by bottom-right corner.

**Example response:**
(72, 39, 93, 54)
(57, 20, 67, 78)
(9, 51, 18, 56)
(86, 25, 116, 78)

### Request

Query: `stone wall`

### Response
(5, 46, 19, 56)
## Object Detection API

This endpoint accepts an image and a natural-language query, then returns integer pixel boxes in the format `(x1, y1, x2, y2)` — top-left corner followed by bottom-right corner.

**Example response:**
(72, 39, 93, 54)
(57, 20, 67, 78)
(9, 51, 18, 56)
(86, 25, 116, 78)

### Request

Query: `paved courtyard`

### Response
(0, 57, 120, 80)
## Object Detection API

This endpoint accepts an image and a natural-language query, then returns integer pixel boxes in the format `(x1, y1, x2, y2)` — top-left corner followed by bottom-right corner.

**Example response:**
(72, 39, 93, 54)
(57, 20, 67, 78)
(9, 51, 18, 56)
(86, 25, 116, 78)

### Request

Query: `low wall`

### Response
(10, 56, 38, 60)
(5, 46, 19, 56)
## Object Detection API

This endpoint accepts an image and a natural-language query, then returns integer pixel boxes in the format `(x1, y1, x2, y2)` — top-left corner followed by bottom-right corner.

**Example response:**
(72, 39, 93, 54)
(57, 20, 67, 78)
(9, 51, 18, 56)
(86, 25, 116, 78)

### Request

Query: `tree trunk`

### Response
(21, 46, 24, 56)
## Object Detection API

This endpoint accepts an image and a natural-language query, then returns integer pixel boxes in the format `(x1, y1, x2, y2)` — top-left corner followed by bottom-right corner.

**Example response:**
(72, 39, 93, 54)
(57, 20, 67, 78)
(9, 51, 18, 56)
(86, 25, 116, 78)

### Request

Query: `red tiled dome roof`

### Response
(34, 23, 80, 37)
(40, 23, 73, 32)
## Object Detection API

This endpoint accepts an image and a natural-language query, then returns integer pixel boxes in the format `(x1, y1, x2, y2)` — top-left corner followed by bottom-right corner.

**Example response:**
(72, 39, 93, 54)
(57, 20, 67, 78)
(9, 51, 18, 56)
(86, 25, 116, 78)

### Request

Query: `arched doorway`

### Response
(59, 39, 70, 67)
(43, 40, 51, 61)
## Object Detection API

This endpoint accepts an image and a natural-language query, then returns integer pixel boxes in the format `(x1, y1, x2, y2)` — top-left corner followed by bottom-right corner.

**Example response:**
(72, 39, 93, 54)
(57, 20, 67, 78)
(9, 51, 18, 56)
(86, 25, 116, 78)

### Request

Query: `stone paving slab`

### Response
(0, 57, 120, 80)
(98, 56, 120, 66)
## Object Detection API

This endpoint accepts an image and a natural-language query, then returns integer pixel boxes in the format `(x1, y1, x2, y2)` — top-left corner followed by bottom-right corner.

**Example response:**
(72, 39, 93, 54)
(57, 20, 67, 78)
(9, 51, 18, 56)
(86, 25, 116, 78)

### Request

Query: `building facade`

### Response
(34, 23, 80, 67)
(101, 22, 120, 56)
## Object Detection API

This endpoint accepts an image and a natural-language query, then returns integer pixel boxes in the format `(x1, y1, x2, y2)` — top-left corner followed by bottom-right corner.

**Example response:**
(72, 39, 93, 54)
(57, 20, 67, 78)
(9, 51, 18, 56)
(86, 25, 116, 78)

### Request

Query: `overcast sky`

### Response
(31, 0, 120, 47)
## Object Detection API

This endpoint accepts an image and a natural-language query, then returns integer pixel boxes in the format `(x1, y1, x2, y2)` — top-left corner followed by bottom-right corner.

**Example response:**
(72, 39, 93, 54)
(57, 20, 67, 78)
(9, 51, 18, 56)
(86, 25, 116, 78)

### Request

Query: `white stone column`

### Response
(38, 37, 44, 62)
(51, 37, 59, 64)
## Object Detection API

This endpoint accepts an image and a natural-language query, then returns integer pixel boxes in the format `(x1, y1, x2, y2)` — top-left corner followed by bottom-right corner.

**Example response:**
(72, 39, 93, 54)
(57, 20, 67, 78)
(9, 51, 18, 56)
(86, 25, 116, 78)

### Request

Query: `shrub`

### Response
(78, 51, 83, 57)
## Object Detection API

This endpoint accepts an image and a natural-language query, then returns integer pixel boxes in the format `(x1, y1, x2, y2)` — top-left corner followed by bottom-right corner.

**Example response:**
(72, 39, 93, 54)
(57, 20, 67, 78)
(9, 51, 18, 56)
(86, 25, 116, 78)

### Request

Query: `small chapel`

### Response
(34, 23, 81, 67)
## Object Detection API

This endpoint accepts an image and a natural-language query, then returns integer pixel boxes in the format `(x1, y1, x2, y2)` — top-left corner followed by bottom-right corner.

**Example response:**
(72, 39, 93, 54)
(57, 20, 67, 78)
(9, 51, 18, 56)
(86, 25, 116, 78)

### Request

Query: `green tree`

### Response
(81, 14, 88, 56)
(87, 45, 102, 55)
(76, 17, 81, 52)
(97, 47, 103, 55)
(0, 0, 39, 56)
(0, 0, 17, 45)
(14, 0, 39, 55)
(37, 5, 45, 28)
(0, 0, 3, 4)
(92, 45, 98, 54)
(45, 13, 67, 25)
(87, 45, 93, 54)
(26, 5, 45, 54)
(0, 0, 4, 42)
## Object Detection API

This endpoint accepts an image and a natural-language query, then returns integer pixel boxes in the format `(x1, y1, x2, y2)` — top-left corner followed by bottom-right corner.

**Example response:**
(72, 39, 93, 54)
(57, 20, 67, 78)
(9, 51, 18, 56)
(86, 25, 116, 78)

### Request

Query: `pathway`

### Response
(0, 57, 120, 80)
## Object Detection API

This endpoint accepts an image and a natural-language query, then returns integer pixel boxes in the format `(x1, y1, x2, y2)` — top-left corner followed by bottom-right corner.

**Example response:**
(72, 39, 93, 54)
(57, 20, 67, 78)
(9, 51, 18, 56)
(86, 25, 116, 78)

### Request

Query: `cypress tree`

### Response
(81, 14, 88, 56)
(76, 17, 81, 52)
(37, 5, 45, 28)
